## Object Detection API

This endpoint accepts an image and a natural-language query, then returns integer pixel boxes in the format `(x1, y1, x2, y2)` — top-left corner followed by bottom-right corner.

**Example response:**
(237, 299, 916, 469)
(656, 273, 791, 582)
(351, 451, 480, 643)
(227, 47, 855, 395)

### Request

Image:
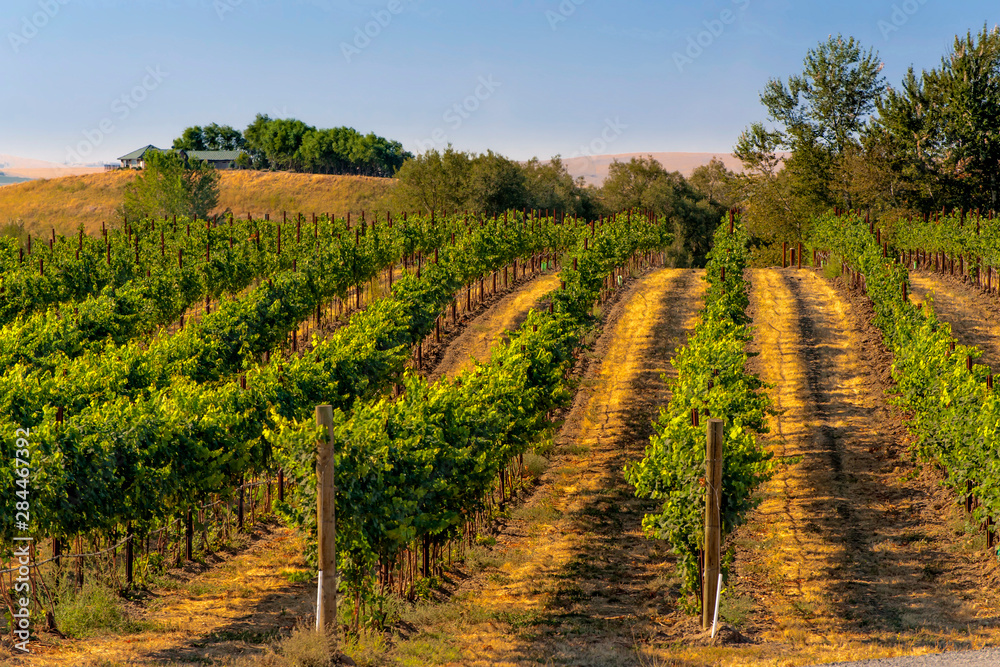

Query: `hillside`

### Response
(0, 170, 396, 235)
(0, 152, 106, 180)
(561, 151, 757, 185)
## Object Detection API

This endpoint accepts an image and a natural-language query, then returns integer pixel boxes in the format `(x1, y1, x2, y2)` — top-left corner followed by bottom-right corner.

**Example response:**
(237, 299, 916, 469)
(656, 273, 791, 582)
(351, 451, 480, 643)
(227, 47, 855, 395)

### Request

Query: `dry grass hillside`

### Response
(0, 170, 396, 236)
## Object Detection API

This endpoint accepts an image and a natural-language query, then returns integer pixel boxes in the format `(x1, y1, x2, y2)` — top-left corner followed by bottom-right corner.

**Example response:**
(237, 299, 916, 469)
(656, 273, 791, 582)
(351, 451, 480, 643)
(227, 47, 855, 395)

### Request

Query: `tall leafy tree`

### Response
(600, 156, 721, 266)
(243, 114, 314, 171)
(467, 151, 528, 217)
(173, 123, 245, 151)
(522, 156, 599, 218)
(121, 150, 220, 222)
(735, 35, 885, 245)
(873, 26, 1000, 211)
(689, 157, 740, 209)
(391, 147, 472, 215)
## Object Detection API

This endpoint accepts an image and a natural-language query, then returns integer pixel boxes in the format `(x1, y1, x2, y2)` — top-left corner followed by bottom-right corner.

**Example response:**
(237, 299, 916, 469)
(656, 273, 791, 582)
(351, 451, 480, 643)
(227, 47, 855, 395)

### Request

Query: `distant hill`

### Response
(560, 152, 750, 185)
(0, 170, 396, 236)
(0, 153, 106, 181)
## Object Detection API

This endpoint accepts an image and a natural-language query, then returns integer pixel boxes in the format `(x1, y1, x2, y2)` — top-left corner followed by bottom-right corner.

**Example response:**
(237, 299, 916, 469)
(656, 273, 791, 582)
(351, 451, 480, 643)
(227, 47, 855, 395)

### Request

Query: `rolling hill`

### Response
(0, 170, 397, 236)
(560, 151, 752, 185)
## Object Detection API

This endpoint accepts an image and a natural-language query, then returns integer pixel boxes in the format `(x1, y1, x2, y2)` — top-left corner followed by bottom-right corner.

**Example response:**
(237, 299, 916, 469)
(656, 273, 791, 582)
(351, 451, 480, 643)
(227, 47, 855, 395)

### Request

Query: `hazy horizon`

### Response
(3, 1, 997, 165)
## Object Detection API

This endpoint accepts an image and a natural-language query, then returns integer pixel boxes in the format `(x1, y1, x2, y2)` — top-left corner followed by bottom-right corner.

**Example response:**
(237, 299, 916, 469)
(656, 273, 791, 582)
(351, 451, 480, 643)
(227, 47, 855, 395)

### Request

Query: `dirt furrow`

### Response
(716, 268, 1000, 665)
(428, 273, 561, 382)
(25, 525, 314, 666)
(403, 268, 706, 666)
(907, 272, 1000, 374)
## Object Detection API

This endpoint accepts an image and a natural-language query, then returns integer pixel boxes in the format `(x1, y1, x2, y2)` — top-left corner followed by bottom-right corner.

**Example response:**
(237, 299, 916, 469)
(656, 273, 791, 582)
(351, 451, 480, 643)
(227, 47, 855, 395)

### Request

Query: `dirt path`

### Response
(428, 273, 561, 382)
(908, 272, 1000, 374)
(396, 268, 707, 666)
(693, 269, 1000, 666)
(22, 525, 314, 666)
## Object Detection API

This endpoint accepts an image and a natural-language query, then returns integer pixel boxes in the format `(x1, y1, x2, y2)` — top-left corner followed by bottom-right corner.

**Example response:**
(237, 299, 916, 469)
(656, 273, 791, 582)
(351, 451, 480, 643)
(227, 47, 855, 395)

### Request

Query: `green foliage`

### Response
(172, 123, 246, 151)
(241, 113, 410, 177)
(522, 156, 599, 218)
(810, 210, 1000, 557)
(121, 150, 220, 222)
(735, 34, 885, 251)
(392, 148, 598, 219)
(55, 581, 143, 638)
(689, 157, 740, 209)
(270, 211, 669, 599)
(467, 150, 529, 216)
(887, 209, 1000, 272)
(626, 217, 774, 604)
(0, 211, 582, 553)
(873, 26, 1000, 211)
(758, 35, 885, 157)
(598, 156, 722, 266)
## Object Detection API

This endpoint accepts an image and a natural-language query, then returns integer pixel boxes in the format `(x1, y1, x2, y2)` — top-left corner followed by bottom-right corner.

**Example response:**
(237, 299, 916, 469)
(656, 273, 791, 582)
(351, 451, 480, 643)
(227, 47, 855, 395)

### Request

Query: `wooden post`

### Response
(782, 242, 787, 268)
(125, 523, 133, 587)
(237, 481, 245, 532)
(185, 509, 193, 561)
(703, 419, 724, 630)
(315, 405, 338, 633)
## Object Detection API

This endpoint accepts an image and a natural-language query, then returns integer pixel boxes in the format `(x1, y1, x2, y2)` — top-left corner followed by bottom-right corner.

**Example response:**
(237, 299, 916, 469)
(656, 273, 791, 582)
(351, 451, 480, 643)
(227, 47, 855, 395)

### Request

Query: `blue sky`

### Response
(2, 0, 996, 164)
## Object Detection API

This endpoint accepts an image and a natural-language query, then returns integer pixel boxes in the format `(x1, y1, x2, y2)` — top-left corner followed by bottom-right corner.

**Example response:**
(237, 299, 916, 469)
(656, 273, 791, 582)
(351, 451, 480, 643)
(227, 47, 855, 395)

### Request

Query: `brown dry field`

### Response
(0, 171, 395, 236)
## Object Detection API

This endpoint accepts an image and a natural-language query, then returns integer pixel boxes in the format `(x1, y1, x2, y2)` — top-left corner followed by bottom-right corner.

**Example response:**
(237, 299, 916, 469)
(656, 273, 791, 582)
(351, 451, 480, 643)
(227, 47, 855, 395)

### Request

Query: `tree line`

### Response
(734, 26, 1000, 261)
(172, 115, 411, 178)
(160, 119, 735, 267)
(390, 147, 733, 267)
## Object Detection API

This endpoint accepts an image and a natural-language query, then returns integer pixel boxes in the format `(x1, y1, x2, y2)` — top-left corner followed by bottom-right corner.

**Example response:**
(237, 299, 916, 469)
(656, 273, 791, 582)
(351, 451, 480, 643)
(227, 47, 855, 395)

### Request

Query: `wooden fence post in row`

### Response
(315, 405, 338, 635)
(703, 419, 724, 630)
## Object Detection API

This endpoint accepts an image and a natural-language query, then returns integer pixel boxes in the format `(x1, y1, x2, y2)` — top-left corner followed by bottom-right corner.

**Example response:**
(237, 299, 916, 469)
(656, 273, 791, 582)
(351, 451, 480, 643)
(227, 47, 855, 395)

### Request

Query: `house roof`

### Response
(118, 145, 162, 160)
(118, 146, 244, 163)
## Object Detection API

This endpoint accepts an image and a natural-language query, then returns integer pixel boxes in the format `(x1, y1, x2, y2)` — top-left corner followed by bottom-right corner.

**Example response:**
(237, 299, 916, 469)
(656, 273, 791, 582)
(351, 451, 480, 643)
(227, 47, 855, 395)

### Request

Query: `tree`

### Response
(242, 114, 314, 171)
(600, 156, 722, 266)
(522, 156, 599, 218)
(872, 26, 1000, 211)
(689, 158, 740, 208)
(735, 35, 885, 248)
(757, 35, 885, 158)
(467, 151, 528, 217)
(173, 123, 245, 151)
(121, 150, 220, 222)
(391, 147, 472, 215)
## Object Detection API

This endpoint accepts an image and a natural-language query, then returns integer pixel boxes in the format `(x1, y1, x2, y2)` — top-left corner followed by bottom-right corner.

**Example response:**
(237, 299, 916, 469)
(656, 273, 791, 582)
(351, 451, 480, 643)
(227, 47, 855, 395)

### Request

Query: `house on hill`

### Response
(118, 145, 161, 169)
(118, 146, 243, 170)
